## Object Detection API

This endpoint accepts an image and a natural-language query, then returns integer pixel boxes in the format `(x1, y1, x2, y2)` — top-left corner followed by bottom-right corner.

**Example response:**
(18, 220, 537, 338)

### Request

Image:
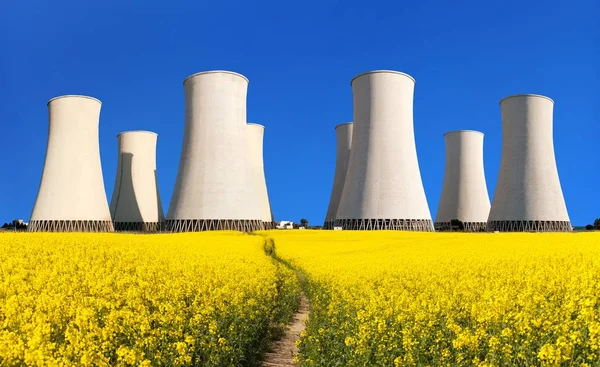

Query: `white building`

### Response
(487, 94, 571, 232)
(276, 221, 294, 229)
(435, 130, 490, 231)
(29, 95, 113, 232)
(110, 131, 164, 232)
(335, 70, 434, 231)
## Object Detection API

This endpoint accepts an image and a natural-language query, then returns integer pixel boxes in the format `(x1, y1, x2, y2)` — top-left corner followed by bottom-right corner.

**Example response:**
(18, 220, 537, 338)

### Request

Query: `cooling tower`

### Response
(335, 70, 434, 231)
(29, 95, 114, 232)
(487, 94, 571, 232)
(109, 131, 164, 232)
(167, 71, 263, 232)
(323, 122, 353, 229)
(247, 123, 274, 229)
(435, 130, 490, 232)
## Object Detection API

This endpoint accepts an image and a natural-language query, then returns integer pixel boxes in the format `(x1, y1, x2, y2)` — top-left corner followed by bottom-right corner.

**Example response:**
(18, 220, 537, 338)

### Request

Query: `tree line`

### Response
(585, 218, 600, 231)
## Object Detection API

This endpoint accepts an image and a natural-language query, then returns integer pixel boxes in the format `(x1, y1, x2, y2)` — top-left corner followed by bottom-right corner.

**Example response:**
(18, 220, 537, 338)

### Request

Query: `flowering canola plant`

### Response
(0, 232, 300, 366)
(270, 231, 600, 367)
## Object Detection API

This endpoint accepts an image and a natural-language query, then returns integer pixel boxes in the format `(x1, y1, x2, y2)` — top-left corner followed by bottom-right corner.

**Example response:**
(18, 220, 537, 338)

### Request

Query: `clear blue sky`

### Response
(1, 0, 598, 226)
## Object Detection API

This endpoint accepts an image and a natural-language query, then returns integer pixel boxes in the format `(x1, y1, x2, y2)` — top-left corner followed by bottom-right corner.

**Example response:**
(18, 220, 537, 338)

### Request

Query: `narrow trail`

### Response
(262, 294, 309, 366)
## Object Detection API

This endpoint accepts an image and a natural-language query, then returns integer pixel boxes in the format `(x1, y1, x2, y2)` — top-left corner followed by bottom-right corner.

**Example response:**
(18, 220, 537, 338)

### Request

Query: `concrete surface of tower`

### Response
(335, 70, 434, 231)
(110, 131, 164, 232)
(167, 71, 262, 232)
(435, 130, 490, 232)
(487, 94, 571, 232)
(247, 123, 274, 229)
(324, 122, 353, 229)
(29, 95, 114, 232)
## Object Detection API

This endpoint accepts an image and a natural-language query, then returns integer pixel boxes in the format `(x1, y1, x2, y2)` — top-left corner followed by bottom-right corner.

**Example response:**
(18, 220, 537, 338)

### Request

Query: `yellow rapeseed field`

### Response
(0, 232, 300, 366)
(270, 231, 600, 367)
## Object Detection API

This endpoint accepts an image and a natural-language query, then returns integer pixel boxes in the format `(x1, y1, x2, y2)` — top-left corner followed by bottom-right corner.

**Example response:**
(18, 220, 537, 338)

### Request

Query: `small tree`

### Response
(594, 218, 600, 230)
(586, 224, 594, 230)
(450, 219, 464, 232)
(300, 218, 308, 228)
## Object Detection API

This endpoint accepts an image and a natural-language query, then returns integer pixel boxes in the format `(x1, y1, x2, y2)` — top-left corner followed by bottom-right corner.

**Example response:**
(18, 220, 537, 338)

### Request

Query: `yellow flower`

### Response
(270, 231, 600, 366)
(0, 232, 300, 366)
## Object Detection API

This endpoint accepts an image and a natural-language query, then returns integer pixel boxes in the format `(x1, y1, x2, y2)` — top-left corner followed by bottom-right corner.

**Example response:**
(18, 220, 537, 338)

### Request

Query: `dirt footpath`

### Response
(262, 295, 309, 366)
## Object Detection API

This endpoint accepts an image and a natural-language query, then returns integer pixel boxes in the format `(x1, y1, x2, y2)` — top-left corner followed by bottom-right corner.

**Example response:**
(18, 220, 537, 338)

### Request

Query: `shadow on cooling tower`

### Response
(111, 153, 145, 232)
(154, 169, 164, 224)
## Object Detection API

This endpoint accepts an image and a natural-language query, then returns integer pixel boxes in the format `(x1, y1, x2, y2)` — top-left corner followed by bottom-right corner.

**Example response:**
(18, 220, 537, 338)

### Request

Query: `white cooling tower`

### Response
(435, 130, 490, 232)
(487, 94, 571, 232)
(167, 71, 262, 232)
(324, 122, 353, 229)
(109, 131, 164, 232)
(247, 123, 274, 229)
(335, 70, 434, 231)
(29, 95, 113, 232)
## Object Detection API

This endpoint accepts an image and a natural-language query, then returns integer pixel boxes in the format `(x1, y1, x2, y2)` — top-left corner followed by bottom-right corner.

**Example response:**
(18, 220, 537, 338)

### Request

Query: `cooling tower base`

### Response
(114, 222, 163, 233)
(434, 221, 487, 232)
(262, 221, 276, 230)
(323, 221, 334, 230)
(334, 218, 434, 231)
(487, 220, 572, 232)
(166, 219, 264, 232)
(28, 220, 114, 232)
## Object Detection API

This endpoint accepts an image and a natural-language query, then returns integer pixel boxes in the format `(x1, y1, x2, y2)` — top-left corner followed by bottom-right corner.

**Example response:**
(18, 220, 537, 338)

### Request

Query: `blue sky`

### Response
(1, 0, 598, 226)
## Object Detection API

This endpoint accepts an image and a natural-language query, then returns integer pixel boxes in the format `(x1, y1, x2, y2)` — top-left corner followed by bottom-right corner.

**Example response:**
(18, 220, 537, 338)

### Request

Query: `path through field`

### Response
(262, 294, 309, 366)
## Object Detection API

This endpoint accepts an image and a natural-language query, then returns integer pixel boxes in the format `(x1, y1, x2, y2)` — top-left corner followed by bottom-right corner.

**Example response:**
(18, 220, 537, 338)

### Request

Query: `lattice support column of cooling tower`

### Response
(335, 219, 434, 231)
(464, 222, 487, 232)
(113, 222, 163, 233)
(262, 221, 276, 230)
(165, 219, 263, 232)
(434, 221, 488, 232)
(29, 95, 114, 232)
(335, 70, 434, 231)
(323, 123, 353, 229)
(434, 130, 491, 232)
(487, 94, 571, 232)
(167, 71, 263, 232)
(28, 220, 114, 232)
(323, 221, 334, 230)
(110, 131, 164, 233)
(487, 220, 571, 232)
